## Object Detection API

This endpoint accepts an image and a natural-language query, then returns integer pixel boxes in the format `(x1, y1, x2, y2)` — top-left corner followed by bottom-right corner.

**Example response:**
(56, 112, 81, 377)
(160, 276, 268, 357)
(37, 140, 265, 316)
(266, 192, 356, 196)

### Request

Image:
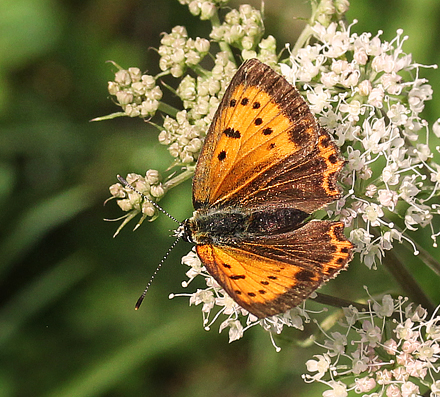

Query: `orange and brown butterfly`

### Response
(177, 58, 354, 319)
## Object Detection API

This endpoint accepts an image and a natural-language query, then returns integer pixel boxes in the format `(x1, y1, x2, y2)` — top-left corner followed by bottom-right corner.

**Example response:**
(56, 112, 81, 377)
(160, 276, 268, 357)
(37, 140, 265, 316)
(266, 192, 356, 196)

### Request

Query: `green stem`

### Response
(158, 102, 179, 118)
(313, 292, 370, 312)
(210, 9, 235, 63)
(414, 241, 440, 277)
(163, 168, 195, 191)
(90, 112, 126, 122)
(155, 70, 171, 79)
(392, 224, 440, 277)
(291, 24, 315, 56)
(382, 246, 435, 314)
(191, 64, 210, 78)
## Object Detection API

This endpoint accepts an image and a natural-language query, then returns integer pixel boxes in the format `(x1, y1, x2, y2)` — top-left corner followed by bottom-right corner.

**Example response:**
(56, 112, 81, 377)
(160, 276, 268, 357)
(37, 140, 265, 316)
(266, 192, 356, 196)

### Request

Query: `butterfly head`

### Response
(176, 219, 194, 244)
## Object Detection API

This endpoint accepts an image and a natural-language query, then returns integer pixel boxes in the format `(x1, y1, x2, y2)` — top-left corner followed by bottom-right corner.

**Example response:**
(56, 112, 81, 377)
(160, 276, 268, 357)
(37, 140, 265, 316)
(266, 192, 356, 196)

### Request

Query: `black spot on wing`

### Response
(218, 151, 227, 161)
(263, 127, 273, 135)
(329, 154, 338, 164)
(288, 128, 312, 146)
(230, 274, 246, 280)
(295, 269, 315, 282)
(223, 127, 241, 139)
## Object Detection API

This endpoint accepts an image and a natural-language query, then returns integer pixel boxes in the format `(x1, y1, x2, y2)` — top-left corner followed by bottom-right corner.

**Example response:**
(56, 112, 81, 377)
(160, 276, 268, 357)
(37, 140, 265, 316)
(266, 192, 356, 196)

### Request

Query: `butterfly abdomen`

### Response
(185, 206, 311, 246)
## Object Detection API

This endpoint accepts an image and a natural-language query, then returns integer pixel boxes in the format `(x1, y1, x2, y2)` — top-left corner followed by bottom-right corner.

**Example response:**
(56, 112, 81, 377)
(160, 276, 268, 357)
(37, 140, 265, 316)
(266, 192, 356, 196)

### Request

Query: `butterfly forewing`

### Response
(193, 59, 319, 210)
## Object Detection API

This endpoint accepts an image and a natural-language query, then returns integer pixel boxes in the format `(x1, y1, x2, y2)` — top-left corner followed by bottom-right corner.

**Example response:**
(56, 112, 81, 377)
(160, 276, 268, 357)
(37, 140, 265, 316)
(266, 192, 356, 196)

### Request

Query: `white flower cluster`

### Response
(108, 171, 164, 236)
(158, 26, 210, 77)
(210, 5, 265, 58)
(158, 52, 236, 164)
(281, 21, 440, 269)
(303, 295, 440, 397)
(107, 65, 163, 118)
(178, 0, 229, 20)
(170, 249, 308, 347)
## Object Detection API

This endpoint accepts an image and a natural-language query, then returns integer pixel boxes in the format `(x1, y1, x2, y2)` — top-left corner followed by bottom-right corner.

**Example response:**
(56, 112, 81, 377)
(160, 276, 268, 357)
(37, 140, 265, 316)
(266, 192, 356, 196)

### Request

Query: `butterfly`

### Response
(177, 58, 353, 319)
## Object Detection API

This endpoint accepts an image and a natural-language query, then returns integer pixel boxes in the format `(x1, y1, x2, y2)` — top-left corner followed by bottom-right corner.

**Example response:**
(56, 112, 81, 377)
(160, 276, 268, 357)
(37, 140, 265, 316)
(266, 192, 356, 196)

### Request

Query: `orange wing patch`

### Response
(193, 60, 319, 210)
(196, 244, 309, 318)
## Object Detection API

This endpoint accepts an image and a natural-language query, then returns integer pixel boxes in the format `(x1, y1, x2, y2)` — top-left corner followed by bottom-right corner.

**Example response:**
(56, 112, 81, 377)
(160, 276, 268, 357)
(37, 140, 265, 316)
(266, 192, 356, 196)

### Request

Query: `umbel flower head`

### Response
(303, 295, 440, 397)
(100, 0, 439, 363)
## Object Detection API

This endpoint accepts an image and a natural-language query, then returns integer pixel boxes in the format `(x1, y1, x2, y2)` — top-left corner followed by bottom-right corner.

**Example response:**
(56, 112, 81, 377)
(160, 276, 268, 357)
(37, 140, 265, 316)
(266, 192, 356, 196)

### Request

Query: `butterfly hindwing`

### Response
(196, 221, 352, 318)
(193, 59, 319, 210)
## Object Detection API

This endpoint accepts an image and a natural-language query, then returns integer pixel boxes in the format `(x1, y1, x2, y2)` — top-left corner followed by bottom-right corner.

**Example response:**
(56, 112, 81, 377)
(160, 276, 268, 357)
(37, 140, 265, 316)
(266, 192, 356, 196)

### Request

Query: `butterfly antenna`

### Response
(117, 175, 181, 225)
(135, 235, 182, 310)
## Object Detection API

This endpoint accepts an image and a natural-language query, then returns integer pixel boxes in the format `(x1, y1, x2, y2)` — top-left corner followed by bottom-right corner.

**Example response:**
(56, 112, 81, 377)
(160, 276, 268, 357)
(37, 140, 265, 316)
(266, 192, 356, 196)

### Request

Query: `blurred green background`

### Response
(1, 0, 439, 396)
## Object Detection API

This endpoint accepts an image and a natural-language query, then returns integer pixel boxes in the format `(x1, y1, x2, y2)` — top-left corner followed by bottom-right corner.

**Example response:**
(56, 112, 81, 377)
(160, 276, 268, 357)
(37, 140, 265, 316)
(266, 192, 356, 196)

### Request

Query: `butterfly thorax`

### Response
(182, 206, 310, 246)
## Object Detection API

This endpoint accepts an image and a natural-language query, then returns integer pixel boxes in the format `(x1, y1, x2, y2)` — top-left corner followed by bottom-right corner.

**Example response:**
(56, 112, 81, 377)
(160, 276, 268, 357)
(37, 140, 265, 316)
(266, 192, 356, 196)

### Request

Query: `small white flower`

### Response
(367, 86, 385, 108)
(359, 320, 382, 347)
(362, 203, 384, 227)
(378, 189, 398, 209)
(384, 338, 398, 355)
(431, 380, 440, 396)
(307, 85, 331, 113)
(373, 294, 395, 318)
(306, 354, 331, 380)
(387, 103, 408, 126)
(382, 163, 400, 185)
(376, 369, 393, 385)
(416, 340, 440, 362)
(385, 384, 401, 397)
(400, 381, 420, 397)
(219, 319, 244, 342)
(339, 99, 362, 122)
(399, 177, 420, 201)
(395, 319, 416, 341)
(358, 79, 372, 96)
(324, 332, 347, 356)
(354, 377, 376, 393)
(322, 380, 348, 397)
